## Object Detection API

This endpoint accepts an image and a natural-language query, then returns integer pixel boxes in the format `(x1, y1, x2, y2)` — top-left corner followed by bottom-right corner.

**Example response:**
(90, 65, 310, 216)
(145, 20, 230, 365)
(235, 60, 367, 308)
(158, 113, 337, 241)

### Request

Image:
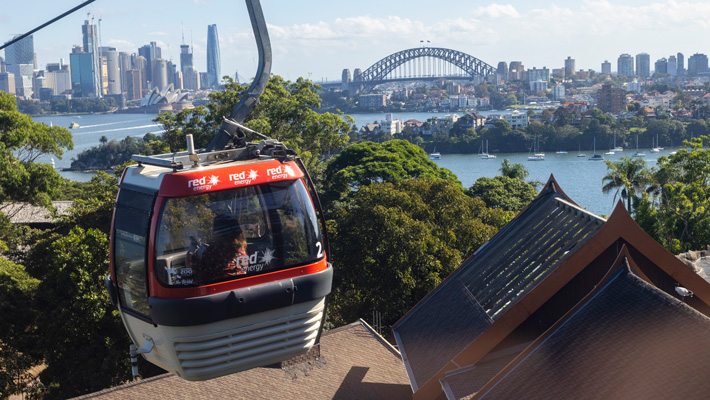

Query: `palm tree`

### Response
(602, 156, 652, 211)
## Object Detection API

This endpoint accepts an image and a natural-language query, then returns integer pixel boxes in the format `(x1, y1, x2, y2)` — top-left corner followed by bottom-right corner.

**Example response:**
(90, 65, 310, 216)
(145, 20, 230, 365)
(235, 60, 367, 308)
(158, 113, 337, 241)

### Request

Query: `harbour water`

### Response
(30, 112, 676, 216)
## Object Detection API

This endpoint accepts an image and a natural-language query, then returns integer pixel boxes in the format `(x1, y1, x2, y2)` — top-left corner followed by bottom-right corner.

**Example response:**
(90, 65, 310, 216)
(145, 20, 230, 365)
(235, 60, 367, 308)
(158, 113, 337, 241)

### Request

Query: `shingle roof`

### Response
(73, 320, 410, 400)
(393, 177, 604, 390)
(1, 202, 73, 224)
(474, 258, 710, 400)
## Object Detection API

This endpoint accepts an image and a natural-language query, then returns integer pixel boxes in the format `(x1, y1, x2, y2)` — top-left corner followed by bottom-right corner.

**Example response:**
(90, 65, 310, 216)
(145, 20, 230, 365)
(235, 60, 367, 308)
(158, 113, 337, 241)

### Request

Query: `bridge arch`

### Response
(355, 47, 496, 83)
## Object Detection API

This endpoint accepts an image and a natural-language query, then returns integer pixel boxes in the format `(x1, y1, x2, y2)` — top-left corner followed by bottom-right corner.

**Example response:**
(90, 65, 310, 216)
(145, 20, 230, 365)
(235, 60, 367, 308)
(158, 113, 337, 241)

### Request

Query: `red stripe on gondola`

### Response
(150, 258, 329, 299)
(158, 160, 303, 197)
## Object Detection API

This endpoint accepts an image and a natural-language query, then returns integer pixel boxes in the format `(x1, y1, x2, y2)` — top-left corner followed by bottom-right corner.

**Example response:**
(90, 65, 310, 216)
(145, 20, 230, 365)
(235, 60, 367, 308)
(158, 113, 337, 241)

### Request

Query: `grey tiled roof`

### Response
(73, 320, 410, 400)
(477, 264, 710, 400)
(393, 185, 604, 390)
(2, 202, 73, 224)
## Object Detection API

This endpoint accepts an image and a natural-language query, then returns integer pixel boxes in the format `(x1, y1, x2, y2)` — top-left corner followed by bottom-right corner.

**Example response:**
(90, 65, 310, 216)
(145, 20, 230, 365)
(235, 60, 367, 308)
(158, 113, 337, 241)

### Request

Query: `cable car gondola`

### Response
(104, 0, 332, 381)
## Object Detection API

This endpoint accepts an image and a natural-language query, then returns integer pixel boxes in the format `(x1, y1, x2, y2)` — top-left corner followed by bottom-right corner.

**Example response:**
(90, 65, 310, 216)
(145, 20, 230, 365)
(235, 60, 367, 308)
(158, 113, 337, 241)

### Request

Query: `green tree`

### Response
(601, 156, 651, 211)
(499, 158, 529, 180)
(0, 91, 73, 247)
(156, 76, 351, 173)
(323, 140, 460, 204)
(0, 258, 40, 398)
(327, 178, 509, 326)
(468, 175, 537, 212)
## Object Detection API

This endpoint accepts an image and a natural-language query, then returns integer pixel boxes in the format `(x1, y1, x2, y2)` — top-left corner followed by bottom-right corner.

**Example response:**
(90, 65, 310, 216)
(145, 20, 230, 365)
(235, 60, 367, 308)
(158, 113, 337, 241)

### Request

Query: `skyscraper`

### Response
(151, 58, 168, 91)
(668, 55, 677, 76)
(496, 61, 508, 82)
(102, 47, 121, 95)
(617, 54, 634, 77)
(601, 60, 611, 75)
(564, 56, 575, 77)
(677, 52, 685, 76)
(4, 34, 35, 98)
(180, 44, 193, 74)
(206, 24, 221, 88)
(654, 58, 667, 75)
(139, 42, 161, 87)
(82, 19, 102, 97)
(687, 53, 709, 76)
(635, 53, 650, 78)
(70, 45, 99, 98)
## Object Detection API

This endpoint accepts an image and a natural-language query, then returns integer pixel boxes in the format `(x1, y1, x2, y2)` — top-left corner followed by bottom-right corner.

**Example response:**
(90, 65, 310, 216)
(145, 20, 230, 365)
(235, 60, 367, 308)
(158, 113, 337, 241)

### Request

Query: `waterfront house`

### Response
(393, 176, 710, 400)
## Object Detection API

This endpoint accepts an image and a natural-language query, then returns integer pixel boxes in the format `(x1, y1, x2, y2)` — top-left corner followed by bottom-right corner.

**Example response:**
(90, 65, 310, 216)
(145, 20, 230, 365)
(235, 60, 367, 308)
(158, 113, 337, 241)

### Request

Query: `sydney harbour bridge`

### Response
(320, 47, 497, 91)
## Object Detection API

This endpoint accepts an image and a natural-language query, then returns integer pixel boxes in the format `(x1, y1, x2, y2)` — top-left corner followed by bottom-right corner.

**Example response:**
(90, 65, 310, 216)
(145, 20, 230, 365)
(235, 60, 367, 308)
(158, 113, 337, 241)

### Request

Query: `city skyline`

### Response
(2, 0, 710, 83)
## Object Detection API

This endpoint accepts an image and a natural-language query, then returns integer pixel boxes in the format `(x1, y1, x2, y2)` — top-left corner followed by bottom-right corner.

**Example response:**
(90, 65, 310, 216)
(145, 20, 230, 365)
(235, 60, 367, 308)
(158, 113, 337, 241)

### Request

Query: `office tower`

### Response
(4, 34, 35, 98)
(126, 69, 142, 100)
(564, 56, 575, 77)
(206, 24, 221, 88)
(552, 84, 565, 101)
(180, 44, 193, 74)
(617, 54, 634, 77)
(655, 58, 667, 75)
(0, 56, 5, 73)
(635, 53, 650, 78)
(341, 69, 351, 91)
(0, 72, 16, 94)
(598, 84, 627, 114)
(508, 61, 523, 81)
(151, 58, 168, 91)
(687, 53, 709, 76)
(132, 54, 148, 90)
(82, 19, 102, 97)
(167, 61, 177, 87)
(183, 66, 199, 91)
(139, 42, 161, 86)
(119, 52, 132, 93)
(677, 52, 685, 76)
(668, 55, 677, 76)
(101, 47, 121, 95)
(174, 70, 183, 90)
(199, 72, 209, 89)
(601, 60, 611, 75)
(70, 45, 99, 98)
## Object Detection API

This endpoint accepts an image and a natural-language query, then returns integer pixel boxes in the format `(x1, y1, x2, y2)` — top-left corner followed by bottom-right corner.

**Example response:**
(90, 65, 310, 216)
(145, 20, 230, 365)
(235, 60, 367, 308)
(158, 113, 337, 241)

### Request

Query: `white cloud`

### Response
(471, 4, 520, 19)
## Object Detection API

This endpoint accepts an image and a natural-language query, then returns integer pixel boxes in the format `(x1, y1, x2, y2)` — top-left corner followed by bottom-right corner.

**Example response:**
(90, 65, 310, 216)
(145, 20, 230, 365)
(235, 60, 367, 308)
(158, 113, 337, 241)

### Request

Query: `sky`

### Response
(2, 0, 710, 83)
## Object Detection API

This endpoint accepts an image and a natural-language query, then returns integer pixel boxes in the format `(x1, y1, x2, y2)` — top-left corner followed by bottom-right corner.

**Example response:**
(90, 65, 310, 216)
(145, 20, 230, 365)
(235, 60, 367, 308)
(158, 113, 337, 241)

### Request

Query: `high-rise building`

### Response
(167, 61, 177, 87)
(132, 54, 148, 90)
(688, 53, 709, 76)
(525, 67, 549, 83)
(564, 56, 575, 77)
(119, 52, 132, 93)
(206, 24, 222, 88)
(654, 58, 668, 75)
(0, 72, 16, 94)
(199, 72, 209, 89)
(183, 67, 199, 91)
(552, 84, 565, 101)
(4, 34, 35, 98)
(82, 19, 102, 97)
(125, 69, 142, 100)
(70, 45, 99, 98)
(101, 47, 121, 95)
(139, 42, 161, 86)
(598, 84, 627, 114)
(174, 70, 183, 90)
(151, 58, 168, 91)
(668, 55, 677, 76)
(677, 52, 685, 76)
(617, 54, 634, 77)
(635, 53, 650, 78)
(601, 60, 611, 75)
(180, 44, 193, 74)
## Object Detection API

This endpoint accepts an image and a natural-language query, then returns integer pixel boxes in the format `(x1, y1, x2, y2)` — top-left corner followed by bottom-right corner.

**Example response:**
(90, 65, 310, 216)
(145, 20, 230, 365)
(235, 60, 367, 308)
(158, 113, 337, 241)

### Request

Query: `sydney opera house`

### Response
(140, 84, 194, 112)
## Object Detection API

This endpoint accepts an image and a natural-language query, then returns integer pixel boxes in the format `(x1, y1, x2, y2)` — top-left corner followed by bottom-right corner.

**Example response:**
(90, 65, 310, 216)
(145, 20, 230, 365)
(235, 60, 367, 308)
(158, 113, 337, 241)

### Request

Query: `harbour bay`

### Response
(32, 112, 675, 216)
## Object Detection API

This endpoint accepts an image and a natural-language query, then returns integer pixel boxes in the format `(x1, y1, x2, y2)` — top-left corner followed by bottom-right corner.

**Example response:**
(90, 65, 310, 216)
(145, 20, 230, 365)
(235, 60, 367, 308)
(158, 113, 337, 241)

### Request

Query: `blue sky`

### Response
(2, 0, 710, 82)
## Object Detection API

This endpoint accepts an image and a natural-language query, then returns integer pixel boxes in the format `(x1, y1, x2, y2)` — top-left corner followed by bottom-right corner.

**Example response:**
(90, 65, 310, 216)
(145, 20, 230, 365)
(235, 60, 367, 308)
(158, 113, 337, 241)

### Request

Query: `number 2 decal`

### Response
(316, 241, 323, 258)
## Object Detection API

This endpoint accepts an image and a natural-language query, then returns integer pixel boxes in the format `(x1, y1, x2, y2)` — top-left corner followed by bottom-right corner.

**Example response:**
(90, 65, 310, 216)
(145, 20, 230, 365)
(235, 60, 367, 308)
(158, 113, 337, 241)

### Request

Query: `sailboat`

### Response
(632, 134, 645, 158)
(480, 140, 496, 159)
(650, 134, 662, 153)
(528, 135, 544, 161)
(577, 144, 586, 157)
(611, 134, 623, 152)
(589, 137, 604, 160)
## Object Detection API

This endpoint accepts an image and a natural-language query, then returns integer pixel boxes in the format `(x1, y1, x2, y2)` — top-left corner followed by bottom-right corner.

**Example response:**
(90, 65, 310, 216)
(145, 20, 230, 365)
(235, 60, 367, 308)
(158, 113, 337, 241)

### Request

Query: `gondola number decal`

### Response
(316, 241, 323, 258)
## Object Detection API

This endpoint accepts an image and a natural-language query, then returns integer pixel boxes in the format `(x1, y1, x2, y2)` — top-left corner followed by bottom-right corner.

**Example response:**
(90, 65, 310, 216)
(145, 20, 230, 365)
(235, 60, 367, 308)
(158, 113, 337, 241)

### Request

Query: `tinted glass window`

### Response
(113, 189, 153, 315)
(155, 179, 324, 287)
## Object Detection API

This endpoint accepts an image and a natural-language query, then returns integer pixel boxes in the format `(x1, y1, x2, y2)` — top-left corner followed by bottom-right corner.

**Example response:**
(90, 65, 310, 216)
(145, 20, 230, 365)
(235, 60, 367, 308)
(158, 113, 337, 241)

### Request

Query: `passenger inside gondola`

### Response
(188, 215, 249, 282)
